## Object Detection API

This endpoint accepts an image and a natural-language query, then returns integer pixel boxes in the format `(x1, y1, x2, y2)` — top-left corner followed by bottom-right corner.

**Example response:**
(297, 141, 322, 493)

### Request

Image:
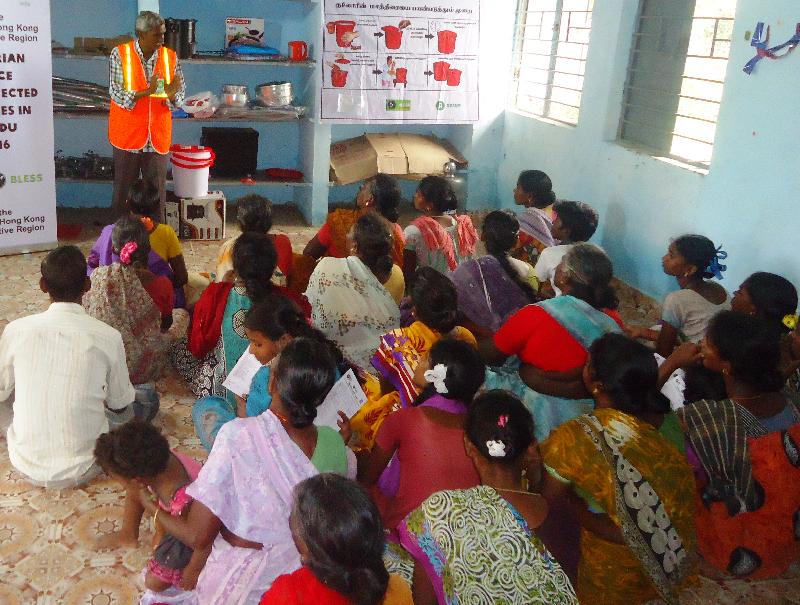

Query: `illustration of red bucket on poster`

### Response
(321, 0, 480, 123)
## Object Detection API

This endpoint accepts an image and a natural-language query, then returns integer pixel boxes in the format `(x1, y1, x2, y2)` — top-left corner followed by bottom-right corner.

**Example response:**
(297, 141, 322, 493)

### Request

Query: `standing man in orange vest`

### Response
(108, 11, 185, 217)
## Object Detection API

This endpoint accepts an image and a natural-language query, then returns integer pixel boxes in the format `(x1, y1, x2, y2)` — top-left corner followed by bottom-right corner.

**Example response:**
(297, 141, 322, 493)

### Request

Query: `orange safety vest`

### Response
(108, 41, 177, 154)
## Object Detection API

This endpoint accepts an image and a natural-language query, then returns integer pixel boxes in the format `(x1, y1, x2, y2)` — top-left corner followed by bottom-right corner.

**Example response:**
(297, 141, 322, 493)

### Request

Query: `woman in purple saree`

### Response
(450, 211, 536, 335)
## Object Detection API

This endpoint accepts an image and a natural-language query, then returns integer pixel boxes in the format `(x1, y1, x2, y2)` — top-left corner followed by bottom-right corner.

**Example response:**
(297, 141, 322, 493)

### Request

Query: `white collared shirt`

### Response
(0, 303, 135, 483)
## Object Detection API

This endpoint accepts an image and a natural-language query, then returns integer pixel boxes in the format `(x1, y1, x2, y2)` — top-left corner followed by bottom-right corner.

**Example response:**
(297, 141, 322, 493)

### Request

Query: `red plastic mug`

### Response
(446, 68, 462, 86)
(331, 68, 348, 87)
(327, 20, 356, 48)
(433, 61, 450, 81)
(438, 30, 457, 54)
(382, 25, 403, 50)
(394, 67, 408, 85)
(288, 40, 308, 61)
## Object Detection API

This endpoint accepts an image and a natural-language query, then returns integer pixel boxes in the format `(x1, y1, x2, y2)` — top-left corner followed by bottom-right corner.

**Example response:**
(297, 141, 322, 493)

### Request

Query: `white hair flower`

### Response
(423, 363, 449, 394)
(486, 440, 506, 458)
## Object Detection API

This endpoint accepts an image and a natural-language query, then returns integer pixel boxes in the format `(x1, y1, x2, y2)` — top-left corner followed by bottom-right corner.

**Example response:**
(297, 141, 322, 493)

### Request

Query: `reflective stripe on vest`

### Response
(109, 42, 176, 154)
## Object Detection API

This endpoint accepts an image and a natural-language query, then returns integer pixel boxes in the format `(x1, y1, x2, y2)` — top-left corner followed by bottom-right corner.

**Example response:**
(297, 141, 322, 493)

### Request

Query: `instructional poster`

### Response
(321, 0, 480, 123)
(0, 0, 57, 255)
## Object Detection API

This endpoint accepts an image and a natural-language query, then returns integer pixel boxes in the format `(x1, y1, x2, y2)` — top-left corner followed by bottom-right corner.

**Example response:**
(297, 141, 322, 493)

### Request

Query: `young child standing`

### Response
(512, 169, 558, 264)
(626, 234, 730, 357)
(402, 176, 478, 280)
(93, 420, 209, 601)
(533, 200, 599, 297)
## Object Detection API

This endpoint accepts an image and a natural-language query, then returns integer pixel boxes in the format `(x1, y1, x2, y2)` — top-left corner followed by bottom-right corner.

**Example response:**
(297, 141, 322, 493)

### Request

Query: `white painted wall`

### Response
(497, 0, 800, 300)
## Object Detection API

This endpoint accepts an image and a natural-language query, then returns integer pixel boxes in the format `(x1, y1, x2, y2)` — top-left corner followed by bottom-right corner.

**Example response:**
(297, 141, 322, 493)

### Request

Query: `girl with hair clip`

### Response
(192, 295, 351, 451)
(85, 217, 189, 420)
(340, 339, 485, 535)
(626, 234, 730, 357)
(402, 175, 478, 281)
(94, 420, 208, 604)
(260, 474, 412, 604)
(450, 210, 537, 335)
(398, 390, 577, 605)
(348, 267, 477, 449)
(306, 213, 403, 369)
(663, 311, 800, 580)
(295, 174, 406, 294)
(145, 339, 353, 605)
(512, 169, 559, 264)
(88, 180, 188, 308)
(173, 233, 311, 419)
(540, 333, 696, 605)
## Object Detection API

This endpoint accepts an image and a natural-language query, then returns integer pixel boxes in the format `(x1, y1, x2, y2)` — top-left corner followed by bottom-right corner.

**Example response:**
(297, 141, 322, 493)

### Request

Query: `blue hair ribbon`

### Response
(707, 246, 728, 280)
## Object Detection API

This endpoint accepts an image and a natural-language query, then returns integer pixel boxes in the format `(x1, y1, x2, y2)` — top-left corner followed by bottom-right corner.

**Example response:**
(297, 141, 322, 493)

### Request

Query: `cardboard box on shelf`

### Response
(225, 17, 266, 48)
(72, 35, 133, 55)
(165, 192, 227, 241)
(329, 133, 467, 185)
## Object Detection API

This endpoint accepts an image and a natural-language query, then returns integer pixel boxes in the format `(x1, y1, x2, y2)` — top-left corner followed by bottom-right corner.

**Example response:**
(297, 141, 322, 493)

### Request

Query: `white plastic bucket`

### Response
(170, 145, 215, 198)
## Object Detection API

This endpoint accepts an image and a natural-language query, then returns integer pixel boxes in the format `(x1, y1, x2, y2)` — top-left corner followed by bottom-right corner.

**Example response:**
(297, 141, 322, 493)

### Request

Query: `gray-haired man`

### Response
(108, 11, 185, 217)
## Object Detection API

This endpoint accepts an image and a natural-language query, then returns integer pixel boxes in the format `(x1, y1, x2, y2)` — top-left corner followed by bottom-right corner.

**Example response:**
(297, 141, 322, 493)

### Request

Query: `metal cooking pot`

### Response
(222, 92, 249, 107)
(222, 84, 248, 94)
(255, 81, 292, 106)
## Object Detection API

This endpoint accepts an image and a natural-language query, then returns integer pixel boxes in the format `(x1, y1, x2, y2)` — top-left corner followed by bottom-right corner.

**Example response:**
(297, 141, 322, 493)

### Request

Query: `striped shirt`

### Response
(108, 40, 185, 154)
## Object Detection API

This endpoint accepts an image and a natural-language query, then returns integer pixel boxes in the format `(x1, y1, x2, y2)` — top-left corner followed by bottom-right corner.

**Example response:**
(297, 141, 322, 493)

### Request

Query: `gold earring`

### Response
(591, 387, 600, 395)
(722, 368, 729, 376)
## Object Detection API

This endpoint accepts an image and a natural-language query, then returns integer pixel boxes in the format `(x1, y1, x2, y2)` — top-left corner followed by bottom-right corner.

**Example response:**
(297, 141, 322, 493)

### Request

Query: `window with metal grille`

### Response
(619, 0, 737, 167)
(509, 0, 596, 125)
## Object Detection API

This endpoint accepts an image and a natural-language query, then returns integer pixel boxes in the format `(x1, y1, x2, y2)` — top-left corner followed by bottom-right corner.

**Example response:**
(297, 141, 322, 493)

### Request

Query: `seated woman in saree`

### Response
(172, 232, 310, 405)
(88, 181, 188, 308)
(193, 296, 351, 451)
(294, 174, 405, 295)
(666, 311, 800, 580)
(450, 210, 536, 336)
(397, 390, 577, 605)
(84, 217, 188, 421)
(306, 213, 402, 369)
(341, 339, 485, 535)
(349, 267, 476, 448)
(146, 338, 354, 605)
(214, 194, 293, 287)
(261, 474, 412, 604)
(540, 333, 697, 605)
(481, 243, 623, 442)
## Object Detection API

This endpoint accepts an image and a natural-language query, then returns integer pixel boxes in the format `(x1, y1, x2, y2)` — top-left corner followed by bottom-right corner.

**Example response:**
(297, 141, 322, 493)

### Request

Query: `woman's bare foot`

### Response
(95, 530, 138, 550)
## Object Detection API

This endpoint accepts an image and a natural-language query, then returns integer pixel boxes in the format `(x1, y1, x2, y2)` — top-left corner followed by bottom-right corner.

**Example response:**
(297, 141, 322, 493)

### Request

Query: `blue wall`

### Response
(497, 0, 800, 301)
(51, 0, 515, 221)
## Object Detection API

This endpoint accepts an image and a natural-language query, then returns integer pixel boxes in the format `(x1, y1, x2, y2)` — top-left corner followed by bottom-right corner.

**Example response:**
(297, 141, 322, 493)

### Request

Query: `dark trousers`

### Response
(112, 147, 168, 218)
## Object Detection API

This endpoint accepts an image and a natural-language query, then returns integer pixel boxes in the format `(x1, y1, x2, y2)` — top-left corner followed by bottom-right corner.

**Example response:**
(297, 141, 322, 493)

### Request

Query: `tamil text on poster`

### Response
(321, 0, 480, 123)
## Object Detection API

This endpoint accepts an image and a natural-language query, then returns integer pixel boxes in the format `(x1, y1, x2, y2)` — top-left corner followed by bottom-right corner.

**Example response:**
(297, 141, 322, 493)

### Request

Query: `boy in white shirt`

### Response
(534, 200, 599, 297)
(0, 246, 135, 488)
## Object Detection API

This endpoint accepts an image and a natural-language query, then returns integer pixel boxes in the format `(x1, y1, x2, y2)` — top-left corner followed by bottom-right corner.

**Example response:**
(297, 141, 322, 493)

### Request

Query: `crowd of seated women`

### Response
(8, 168, 799, 605)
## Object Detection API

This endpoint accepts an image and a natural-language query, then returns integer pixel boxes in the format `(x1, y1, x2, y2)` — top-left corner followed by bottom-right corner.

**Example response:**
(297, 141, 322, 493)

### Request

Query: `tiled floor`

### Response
(0, 206, 797, 604)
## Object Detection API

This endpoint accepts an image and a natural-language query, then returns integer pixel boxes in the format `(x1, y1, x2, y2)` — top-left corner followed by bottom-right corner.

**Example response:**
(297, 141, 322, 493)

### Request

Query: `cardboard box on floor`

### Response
(329, 133, 467, 185)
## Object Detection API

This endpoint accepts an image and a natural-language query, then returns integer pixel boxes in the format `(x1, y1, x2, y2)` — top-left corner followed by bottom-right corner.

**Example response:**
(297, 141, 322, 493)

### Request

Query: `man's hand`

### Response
(134, 73, 160, 100)
(166, 72, 183, 101)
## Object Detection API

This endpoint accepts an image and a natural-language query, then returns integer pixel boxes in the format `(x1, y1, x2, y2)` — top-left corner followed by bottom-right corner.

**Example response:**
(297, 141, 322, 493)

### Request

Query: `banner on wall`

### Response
(321, 0, 480, 123)
(0, 0, 57, 256)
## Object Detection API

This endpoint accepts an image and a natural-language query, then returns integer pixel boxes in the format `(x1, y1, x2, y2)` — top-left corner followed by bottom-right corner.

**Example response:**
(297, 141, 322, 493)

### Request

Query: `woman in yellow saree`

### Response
(350, 267, 476, 449)
(540, 333, 696, 605)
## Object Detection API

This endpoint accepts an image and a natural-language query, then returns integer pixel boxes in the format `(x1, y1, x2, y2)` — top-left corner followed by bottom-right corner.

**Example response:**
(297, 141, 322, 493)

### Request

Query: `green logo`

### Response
(386, 99, 411, 111)
(436, 101, 445, 111)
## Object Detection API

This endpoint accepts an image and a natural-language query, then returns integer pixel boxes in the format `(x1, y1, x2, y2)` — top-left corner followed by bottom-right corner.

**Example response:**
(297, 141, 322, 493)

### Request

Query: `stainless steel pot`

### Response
(255, 81, 292, 106)
(221, 85, 249, 107)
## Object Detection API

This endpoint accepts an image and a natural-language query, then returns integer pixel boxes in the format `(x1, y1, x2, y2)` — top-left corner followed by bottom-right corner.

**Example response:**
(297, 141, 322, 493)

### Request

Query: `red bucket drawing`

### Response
(446, 68, 462, 86)
(438, 29, 457, 54)
(394, 67, 408, 86)
(433, 61, 450, 81)
(331, 68, 348, 87)
(382, 25, 403, 49)
(327, 20, 356, 48)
